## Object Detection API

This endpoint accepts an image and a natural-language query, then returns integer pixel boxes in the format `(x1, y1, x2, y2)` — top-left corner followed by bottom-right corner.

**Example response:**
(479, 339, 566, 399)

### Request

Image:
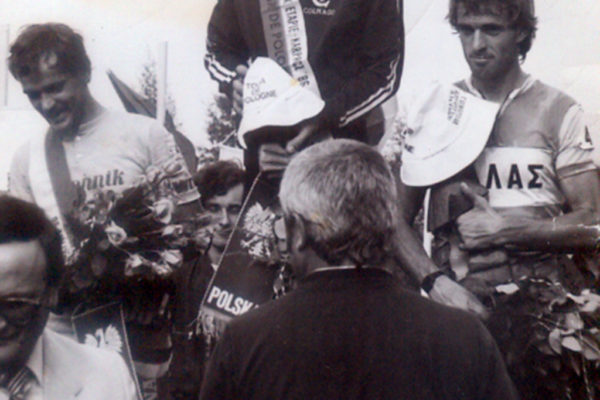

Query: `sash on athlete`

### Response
(29, 130, 144, 399)
(260, 0, 321, 97)
(29, 130, 78, 260)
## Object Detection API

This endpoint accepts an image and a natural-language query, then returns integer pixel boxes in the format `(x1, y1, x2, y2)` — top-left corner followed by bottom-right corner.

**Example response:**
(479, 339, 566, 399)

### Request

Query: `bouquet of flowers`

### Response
(491, 276, 600, 400)
(62, 163, 212, 312)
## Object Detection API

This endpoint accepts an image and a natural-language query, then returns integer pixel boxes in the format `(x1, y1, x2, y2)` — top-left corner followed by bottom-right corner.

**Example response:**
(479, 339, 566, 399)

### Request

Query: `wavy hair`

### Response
(9, 23, 91, 80)
(194, 160, 246, 205)
(448, 0, 537, 59)
(279, 139, 399, 266)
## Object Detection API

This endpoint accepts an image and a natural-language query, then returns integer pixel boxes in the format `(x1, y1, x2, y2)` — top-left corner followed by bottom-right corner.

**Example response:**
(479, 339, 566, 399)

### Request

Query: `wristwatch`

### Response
(420, 270, 447, 293)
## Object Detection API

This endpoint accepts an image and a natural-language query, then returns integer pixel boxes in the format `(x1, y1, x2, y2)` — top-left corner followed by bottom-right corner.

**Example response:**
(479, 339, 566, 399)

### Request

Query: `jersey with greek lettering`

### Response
(457, 77, 596, 220)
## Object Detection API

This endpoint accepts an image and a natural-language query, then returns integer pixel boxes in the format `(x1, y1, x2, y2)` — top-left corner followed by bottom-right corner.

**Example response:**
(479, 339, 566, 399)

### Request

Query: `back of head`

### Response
(279, 139, 398, 266)
(8, 23, 91, 81)
(448, 0, 537, 59)
(0, 195, 64, 294)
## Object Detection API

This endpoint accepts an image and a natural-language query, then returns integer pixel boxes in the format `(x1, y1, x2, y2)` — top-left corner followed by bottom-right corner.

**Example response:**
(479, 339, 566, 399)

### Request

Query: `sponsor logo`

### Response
(303, 0, 336, 16)
(447, 89, 466, 126)
(74, 169, 125, 191)
(484, 163, 544, 189)
(312, 0, 330, 7)
(303, 7, 336, 16)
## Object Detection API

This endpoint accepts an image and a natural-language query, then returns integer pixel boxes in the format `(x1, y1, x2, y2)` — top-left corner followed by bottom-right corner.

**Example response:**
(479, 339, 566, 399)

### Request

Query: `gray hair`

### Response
(279, 139, 399, 266)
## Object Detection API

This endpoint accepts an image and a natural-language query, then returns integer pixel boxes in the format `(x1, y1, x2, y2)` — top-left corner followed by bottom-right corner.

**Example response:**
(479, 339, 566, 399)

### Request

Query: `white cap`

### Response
(237, 57, 325, 148)
(401, 81, 500, 187)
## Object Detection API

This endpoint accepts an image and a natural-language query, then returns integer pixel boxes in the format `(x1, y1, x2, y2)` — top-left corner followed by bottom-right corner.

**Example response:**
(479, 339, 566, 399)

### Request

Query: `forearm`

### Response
(394, 206, 490, 318)
(393, 178, 439, 282)
(457, 172, 600, 252)
(393, 219, 440, 282)
(205, 0, 247, 90)
(494, 211, 600, 251)
(325, 0, 403, 128)
(323, 53, 402, 129)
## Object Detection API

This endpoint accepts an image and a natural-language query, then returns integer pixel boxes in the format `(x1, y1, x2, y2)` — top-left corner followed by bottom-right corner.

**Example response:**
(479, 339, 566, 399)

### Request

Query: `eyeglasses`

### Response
(0, 297, 46, 326)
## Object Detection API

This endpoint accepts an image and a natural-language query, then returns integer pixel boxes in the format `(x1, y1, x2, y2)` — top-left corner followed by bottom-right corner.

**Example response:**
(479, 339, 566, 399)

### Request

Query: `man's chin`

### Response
(0, 336, 27, 368)
(48, 116, 75, 137)
(211, 235, 228, 249)
(213, 231, 233, 247)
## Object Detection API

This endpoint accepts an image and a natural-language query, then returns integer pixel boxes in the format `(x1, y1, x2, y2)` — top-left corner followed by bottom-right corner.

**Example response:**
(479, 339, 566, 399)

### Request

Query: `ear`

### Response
(285, 213, 308, 254)
(516, 28, 529, 45)
(44, 286, 60, 311)
(82, 72, 91, 85)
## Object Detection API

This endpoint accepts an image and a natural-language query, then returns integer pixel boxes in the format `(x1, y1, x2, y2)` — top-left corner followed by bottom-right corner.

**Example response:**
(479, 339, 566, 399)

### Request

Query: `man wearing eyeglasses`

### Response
(0, 195, 137, 400)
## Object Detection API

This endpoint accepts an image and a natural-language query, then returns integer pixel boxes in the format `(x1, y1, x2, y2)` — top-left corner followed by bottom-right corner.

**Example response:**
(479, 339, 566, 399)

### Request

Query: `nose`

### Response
(472, 29, 486, 51)
(218, 208, 229, 226)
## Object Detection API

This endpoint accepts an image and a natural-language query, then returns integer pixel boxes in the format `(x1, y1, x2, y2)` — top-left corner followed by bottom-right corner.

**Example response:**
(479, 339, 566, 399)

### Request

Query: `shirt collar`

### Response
(24, 335, 43, 386)
(465, 74, 535, 115)
(465, 74, 536, 114)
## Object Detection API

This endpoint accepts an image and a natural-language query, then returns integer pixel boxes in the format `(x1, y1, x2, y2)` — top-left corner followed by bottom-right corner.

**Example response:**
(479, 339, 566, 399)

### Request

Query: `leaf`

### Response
(567, 352, 582, 376)
(549, 358, 562, 372)
(549, 328, 562, 354)
(495, 283, 520, 295)
(91, 253, 108, 277)
(151, 199, 175, 224)
(581, 289, 600, 302)
(161, 250, 183, 267)
(559, 326, 575, 336)
(580, 298, 599, 314)
(97, 239, 111, 252)
(580, 335, 600, 361)
(162, 224, 183, 237)
(565, 313, 584, 330)
(125, 254, 145, 276)
(151, 261, 172, 276)
(562, 336, 583, 352)
(567, 293, 587, 305)
(536, 341, 556, 356)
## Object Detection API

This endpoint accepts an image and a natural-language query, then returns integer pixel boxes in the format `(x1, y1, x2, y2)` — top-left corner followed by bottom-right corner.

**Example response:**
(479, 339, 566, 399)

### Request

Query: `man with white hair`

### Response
(199, 139, 518, 400)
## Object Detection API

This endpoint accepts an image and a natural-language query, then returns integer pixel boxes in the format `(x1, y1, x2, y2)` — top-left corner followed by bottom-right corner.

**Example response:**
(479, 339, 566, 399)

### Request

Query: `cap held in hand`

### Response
(237, 57, 325, 148)
(401, 81, 500, 187)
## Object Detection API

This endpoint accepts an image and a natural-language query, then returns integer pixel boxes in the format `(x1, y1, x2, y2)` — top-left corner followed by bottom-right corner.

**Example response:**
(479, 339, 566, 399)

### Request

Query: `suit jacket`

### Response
(200, 268, 519, 400)
(42, 329, 138, 400)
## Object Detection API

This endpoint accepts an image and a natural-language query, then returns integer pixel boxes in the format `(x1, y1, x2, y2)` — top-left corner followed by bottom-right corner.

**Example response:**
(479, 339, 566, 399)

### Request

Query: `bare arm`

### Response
(395, 177, 489, 318)
(394, 181, 437, 281)
(457, 170, 600, 251)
